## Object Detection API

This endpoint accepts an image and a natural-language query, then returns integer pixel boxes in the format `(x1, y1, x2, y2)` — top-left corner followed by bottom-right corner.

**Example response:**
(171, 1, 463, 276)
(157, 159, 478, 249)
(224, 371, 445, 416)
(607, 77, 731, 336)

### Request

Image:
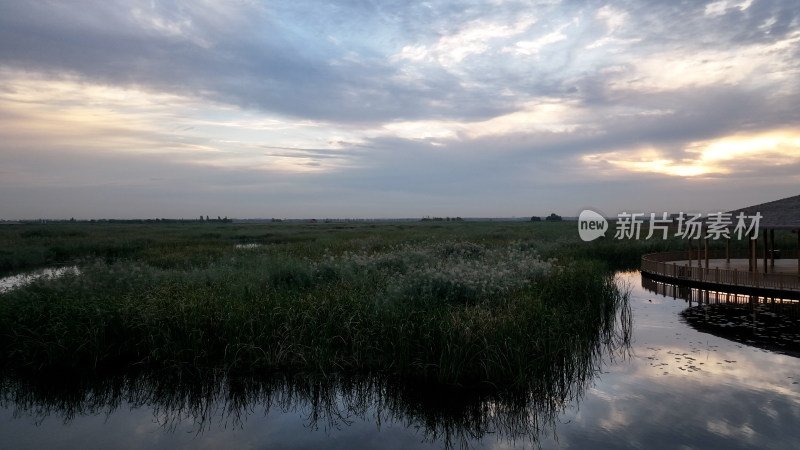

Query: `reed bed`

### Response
(1, 222, 631, 391)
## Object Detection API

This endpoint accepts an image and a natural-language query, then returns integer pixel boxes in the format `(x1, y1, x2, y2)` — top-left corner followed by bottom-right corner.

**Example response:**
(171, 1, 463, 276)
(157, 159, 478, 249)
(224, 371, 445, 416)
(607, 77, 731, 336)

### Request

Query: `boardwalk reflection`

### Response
(641, 273, 800, 357)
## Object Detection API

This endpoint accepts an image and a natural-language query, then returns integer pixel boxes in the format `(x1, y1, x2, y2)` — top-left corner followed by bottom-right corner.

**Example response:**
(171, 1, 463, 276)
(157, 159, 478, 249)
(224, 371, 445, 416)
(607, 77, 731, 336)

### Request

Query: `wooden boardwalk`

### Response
(641, 251, 800, 294)
(639, 193, 800, 300)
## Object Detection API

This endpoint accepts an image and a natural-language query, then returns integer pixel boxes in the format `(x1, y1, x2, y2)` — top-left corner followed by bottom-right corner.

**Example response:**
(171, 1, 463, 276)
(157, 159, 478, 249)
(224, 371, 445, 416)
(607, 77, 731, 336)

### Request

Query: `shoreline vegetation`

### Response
(2, 221, 794, 384)
(0, 221, 642, 444)
(1, 222, 629, 386)
(11, 221, 798, 444)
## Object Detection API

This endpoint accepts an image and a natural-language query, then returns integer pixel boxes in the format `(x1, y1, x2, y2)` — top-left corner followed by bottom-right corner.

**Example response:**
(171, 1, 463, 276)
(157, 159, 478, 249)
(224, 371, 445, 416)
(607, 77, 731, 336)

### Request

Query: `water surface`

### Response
(0, 266, 79, 294)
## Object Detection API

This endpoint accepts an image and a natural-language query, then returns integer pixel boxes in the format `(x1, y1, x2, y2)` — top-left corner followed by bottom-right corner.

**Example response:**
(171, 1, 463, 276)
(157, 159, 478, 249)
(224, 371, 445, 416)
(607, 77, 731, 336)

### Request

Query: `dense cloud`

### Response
(0, 0, 798, 219)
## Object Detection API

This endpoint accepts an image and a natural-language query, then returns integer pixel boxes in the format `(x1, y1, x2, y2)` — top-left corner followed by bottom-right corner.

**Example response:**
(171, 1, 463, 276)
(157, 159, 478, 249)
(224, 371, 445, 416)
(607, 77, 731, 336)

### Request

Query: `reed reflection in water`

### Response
(1, 292, 631, 449)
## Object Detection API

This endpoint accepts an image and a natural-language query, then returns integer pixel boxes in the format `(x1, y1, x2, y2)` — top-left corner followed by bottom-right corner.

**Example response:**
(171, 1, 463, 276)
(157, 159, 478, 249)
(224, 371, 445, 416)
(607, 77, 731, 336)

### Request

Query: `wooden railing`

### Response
(641, 250, 800, 292)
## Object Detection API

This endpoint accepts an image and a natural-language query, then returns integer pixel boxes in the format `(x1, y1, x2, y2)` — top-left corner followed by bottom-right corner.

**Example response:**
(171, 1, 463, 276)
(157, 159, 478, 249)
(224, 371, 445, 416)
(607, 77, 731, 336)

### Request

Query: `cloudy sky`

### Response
(1, 0, 798, 220)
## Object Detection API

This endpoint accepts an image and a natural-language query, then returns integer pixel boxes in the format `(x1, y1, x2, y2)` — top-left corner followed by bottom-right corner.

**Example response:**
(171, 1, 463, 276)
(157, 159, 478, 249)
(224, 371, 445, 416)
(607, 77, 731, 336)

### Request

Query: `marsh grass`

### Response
(2, 279, 630, 447)
(0, 221, 639, 448)
(3, 220, 794, 274)
(1, 222, 631, 392)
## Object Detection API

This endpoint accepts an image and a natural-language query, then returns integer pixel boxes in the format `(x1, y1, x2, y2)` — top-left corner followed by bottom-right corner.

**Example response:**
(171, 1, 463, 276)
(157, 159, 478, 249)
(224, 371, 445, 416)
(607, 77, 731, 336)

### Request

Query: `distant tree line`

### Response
(199, 215, 232, 223)
(420, 216, 464, 222)
(530, 213, 562, 222)
(20, 217, 233, 224)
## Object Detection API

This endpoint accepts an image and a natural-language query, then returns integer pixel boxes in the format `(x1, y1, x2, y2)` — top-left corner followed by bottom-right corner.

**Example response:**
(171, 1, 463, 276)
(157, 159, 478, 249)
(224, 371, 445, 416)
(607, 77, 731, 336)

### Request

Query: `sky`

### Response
(1, 0, 799, 220)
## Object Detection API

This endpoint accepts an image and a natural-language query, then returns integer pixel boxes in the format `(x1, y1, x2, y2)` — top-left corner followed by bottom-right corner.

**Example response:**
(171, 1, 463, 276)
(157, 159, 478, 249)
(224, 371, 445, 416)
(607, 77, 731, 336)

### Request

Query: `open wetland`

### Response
(1, 222, 799, 448)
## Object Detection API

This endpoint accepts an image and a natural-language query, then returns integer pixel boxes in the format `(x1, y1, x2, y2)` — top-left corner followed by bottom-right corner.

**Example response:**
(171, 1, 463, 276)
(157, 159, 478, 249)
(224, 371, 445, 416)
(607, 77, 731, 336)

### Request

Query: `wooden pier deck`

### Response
(641, 251, 800, 296)
(639, 193, 800, 299)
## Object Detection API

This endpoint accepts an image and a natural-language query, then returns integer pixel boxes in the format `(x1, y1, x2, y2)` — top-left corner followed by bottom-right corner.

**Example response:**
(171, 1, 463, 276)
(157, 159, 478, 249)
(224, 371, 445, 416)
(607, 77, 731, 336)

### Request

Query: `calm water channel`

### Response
(2, 271, 799, 448)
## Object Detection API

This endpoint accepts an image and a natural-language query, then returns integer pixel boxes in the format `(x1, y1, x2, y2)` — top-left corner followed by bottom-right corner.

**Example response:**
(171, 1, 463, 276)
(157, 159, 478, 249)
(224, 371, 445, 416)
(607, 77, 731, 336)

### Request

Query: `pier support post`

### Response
(770, 229, 775, 268)
(697, 238, 702, 267)
(726, 238, 730, 264)
(763, 229, 768, 274)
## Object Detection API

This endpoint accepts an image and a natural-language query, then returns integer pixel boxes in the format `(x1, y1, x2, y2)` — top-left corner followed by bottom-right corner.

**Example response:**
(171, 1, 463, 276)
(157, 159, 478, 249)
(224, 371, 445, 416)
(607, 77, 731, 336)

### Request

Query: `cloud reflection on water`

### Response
(540, 271, 800, 449)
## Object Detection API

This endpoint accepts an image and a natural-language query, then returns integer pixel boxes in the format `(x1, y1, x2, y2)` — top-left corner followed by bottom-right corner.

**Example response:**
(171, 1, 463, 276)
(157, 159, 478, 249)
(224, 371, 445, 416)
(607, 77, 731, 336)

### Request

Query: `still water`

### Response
(2, 271, 799, 449)
(0, 266, 78, 294)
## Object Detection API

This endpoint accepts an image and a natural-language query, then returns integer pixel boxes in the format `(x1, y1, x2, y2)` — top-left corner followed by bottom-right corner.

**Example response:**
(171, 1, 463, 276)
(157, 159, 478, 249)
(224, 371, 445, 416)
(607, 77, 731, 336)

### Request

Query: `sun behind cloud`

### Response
(584, 130, 800, 178)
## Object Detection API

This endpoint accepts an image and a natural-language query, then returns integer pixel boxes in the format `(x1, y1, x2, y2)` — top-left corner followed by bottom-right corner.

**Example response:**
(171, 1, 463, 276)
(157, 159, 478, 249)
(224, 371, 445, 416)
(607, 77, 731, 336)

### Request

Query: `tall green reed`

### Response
(1, 224, 630, 392)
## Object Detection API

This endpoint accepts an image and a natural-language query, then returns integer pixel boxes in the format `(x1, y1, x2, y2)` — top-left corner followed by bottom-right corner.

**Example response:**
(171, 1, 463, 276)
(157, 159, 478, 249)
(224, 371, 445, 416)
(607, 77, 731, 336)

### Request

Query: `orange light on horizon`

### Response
(584, 130, 800, 178)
